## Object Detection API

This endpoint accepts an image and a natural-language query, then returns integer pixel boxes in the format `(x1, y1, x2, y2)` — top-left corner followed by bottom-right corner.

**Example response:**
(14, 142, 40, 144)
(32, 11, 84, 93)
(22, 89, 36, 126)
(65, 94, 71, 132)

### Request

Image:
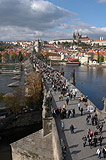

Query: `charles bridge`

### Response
(11, 58, 106, 160)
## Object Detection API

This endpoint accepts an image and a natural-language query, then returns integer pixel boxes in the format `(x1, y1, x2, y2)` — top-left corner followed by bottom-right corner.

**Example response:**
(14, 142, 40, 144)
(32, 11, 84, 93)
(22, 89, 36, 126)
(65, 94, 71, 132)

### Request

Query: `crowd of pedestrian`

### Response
(32, 57, 106, 159)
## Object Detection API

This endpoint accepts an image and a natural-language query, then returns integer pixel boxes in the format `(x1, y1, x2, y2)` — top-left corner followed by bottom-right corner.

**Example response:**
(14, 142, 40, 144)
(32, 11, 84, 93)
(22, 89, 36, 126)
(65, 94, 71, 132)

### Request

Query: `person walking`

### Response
(102, 146, 106, 158)
(66, 97, 69, 105)
(78, 102, 81, 111)
(82, 135, 87, 147)
(89, 137, 92, 149)
(94, 136, 97, 147)
(80, 107, 83, 116)
(68, 110, 71, 118)
(96, 147, 101, 159)
(70, 124, 74, 134)
(98, 135, 104, 146)
(72, 108, 75, 117)
(61, 122, 65, 132)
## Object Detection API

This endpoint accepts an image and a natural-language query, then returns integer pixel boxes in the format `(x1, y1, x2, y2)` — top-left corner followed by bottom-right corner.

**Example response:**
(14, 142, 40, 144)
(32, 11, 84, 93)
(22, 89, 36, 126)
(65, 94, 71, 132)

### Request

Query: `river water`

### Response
(55, 65, 106, 110)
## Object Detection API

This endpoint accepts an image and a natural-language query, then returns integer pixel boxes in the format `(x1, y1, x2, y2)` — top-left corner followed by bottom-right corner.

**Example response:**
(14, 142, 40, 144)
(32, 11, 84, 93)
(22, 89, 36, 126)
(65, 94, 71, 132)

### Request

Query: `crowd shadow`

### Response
(69, 144, 79, 149)
(80, 153, 97, 160)
(71, 150, 81, 154)
(75, 129, 84, 134)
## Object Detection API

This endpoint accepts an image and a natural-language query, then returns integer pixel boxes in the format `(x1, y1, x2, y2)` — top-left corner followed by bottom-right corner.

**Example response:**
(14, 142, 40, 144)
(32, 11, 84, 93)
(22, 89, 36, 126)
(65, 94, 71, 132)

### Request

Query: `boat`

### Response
(8, 81, 20, 87)
(11, 75, 21, 80)
(66, 61, 80, 66)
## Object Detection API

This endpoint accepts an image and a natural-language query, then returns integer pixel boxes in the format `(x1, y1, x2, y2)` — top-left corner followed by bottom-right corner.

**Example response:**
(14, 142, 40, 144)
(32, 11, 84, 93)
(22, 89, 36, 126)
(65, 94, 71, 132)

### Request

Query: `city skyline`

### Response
(0, 0, 106, 41)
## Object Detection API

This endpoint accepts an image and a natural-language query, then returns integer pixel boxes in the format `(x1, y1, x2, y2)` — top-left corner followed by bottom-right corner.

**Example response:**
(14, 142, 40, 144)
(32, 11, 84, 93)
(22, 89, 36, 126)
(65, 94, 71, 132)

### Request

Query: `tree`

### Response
(25, 72, 43, 110)
(0, 46, 5, 51)
(36, 52, 44, 60)
(18, 51, 23, 62)
(0, 92, 5, 102)
(0, 53, 2, 62)
(11, 52, 17, 62)
(5, 87, 25, 113)
(101, 55, 104, 62)
(44, 54, 49, 63)
(3, 52, 9, 62)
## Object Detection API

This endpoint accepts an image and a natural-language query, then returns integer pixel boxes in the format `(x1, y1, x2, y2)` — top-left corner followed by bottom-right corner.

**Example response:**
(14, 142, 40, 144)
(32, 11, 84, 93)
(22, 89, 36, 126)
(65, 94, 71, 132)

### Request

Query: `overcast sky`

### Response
(0, 0, 106, 41)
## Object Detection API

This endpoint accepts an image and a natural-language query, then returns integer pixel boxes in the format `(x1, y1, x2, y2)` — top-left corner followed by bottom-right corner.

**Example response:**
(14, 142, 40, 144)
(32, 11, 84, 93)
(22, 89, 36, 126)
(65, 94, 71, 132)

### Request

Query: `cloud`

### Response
(1, 23, 106, 41)
(0, 0, 75, 31)
(73, 21, 106, 40)
(58, 23, 75, 30)
(0, 25, 73, 41)
(98, 0, 106, 2)
(0, 0, 106, 41)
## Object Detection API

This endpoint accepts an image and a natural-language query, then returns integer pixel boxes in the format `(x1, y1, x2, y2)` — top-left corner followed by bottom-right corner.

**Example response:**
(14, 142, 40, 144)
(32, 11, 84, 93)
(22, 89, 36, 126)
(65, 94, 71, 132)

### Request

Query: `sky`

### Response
(0, 0, 106, 41)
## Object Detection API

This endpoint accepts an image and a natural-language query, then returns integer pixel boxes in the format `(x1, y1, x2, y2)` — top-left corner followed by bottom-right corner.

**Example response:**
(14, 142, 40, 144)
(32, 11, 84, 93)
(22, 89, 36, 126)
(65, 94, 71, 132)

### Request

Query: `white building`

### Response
(49, 39, 73, 44)
(92, 40, 106, 46)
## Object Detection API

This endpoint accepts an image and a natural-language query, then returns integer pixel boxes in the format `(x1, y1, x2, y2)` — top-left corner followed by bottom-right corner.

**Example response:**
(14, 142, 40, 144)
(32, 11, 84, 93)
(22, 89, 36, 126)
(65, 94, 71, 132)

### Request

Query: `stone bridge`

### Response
(11, 59, 106, 160)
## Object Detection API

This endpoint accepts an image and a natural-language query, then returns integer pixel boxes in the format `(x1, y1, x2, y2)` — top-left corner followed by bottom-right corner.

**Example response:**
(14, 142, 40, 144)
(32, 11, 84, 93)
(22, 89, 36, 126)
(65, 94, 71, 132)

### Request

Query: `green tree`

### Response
(0, 46, 5, 51)
(0, 92, 5, 102)
(101, 55, 104, 62)
(3, 52, 9, 62)
(18, 51, 23, 62)
(11, 52, 17, 62)
(44, 54, 49, 63)
(36, 52, 44, 60)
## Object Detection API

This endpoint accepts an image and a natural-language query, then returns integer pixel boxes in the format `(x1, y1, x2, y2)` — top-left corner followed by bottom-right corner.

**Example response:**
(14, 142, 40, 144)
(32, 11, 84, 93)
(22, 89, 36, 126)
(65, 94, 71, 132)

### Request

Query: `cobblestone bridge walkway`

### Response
(52, 91, 106, 160)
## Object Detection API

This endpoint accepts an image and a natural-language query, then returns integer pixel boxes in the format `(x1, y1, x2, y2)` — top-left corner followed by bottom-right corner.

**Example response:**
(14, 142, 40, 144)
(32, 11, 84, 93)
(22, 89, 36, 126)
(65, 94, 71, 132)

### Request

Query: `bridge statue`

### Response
(42, 89, 52, 136)
(102, 97, 106, 112)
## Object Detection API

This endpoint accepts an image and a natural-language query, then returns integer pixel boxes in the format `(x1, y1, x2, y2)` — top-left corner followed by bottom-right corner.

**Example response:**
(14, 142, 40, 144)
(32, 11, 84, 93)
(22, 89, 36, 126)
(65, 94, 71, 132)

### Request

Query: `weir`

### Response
(11, 57, 106, 160)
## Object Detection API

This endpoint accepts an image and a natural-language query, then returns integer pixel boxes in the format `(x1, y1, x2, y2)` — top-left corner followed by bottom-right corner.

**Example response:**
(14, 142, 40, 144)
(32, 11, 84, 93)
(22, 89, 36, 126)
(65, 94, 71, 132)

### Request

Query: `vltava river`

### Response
(55, 65, 106, 110)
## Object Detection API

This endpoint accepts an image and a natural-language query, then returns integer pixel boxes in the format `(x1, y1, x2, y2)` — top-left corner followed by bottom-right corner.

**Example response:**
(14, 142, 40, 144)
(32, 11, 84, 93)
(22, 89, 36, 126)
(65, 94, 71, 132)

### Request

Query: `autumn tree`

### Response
(5, 87, 25, 113)
(11, 52, 17, 62)
(3, 52, 9, 62)
(25, 72, 43, 110)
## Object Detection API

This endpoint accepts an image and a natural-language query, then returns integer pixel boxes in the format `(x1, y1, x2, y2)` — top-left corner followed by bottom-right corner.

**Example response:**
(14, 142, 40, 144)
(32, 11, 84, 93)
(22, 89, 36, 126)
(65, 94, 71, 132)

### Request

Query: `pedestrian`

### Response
(99, 123, 103, 133)
(73, 89, 76, 99)
(89, 131, 93, 139)
(102, 146, 106, 158)
(88, 113, 91, 124)
(66, 97, 69, 105)
(70, 124, 74, 134)
(82, 135, 87, 147)
(62, 144, 67, 156)
(96, 147, 101, 159)
(72, 108, 75, 117)
(68, 110, 71, 118)
(87, 128, 91, 135)
(86, 116, 89, 125)
(93, 136, 97, 147)
(89, 137, 92, 149)
(78, 102, 81, 111)
(91, 116, 94, 125)
(80, 107, 83, 116)
(63, 103, 66, 109)
(61, 122, 65, 132)
(98, 135, 104, 146)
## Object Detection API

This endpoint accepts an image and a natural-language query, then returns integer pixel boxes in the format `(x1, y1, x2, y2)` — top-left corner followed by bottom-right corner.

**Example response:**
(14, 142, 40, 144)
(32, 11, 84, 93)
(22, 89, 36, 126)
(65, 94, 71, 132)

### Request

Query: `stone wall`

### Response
(52, 118, 63, 160)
